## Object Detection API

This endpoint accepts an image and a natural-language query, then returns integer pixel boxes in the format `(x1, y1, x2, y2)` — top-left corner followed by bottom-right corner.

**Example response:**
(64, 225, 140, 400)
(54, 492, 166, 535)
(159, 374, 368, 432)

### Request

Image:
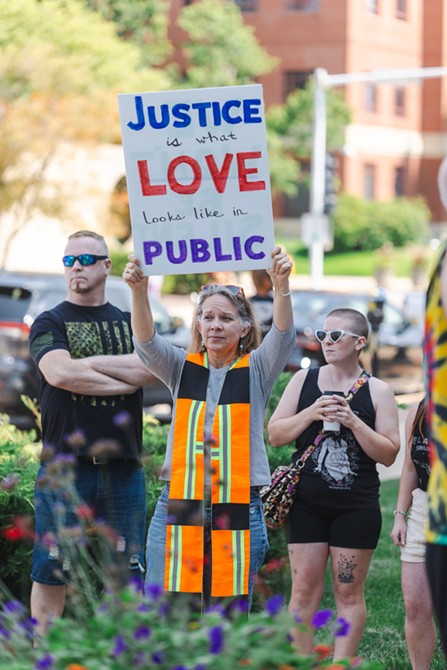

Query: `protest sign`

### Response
(118, 84, 274, 275)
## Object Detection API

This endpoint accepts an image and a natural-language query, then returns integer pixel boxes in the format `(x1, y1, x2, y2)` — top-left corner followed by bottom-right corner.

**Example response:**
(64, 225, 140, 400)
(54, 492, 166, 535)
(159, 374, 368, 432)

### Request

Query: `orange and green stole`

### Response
(165, 351, 251, 596)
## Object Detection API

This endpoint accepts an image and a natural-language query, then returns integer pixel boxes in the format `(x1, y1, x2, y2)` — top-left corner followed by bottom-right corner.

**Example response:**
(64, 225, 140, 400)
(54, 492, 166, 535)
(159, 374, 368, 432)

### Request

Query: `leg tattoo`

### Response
(337, 553, 357, 583)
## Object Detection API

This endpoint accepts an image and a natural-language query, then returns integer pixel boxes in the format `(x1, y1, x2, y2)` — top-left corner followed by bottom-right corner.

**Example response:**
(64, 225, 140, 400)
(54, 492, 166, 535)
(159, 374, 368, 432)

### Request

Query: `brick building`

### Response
(169, 0, 447, 225)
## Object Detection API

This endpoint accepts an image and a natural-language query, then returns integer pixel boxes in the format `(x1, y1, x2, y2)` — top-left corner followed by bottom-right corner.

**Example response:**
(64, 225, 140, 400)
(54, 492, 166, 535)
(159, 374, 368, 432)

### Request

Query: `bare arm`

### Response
(390, 404, 419, 547)
(268, 246, 293, 333)
(38, 350, 139, 395)
(88, 352, 158, 386)
(329, 376, 400, 466)
(122, 256, 155, 343)
(268, 370, 314, 447)
(268, 368, 358, 447)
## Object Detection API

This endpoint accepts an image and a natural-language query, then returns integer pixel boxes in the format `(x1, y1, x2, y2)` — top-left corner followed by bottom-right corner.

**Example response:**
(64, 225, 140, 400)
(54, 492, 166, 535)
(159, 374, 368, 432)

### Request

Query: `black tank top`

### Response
(410, 402, 430, 492)
(292, 367, 380, 509)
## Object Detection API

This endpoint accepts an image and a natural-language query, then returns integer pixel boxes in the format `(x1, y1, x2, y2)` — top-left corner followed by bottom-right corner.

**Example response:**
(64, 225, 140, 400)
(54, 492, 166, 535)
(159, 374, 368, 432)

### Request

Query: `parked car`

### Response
(0, 271, 190, 430)
(286, 289, 423, 371)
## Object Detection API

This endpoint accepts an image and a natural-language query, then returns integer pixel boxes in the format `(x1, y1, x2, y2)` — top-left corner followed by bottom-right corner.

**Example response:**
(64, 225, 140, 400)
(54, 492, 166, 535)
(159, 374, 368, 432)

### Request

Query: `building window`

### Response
(364, 83, 378, 112)
(284, 71, 312, 99)
(394, 87, 406, 116)
(364, 164, 376, 200)
(396, 0, 407, 20)
(394, 167, 405, 196)
(234, 0, 257, 10)
(366, 0, 379, 14)
(285, 0, 320, 10)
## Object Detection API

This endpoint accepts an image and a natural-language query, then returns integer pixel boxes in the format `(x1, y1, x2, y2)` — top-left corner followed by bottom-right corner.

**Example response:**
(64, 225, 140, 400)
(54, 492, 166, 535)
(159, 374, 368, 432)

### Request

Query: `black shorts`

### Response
(287, 500, 382, 549)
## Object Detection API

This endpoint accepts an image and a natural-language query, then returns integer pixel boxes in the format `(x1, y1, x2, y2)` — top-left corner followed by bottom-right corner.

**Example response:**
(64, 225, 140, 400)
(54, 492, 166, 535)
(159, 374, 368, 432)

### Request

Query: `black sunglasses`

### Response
(314, 329, 362, 344)
(62, 254, 109, 267)
(200, 284, 245, 299)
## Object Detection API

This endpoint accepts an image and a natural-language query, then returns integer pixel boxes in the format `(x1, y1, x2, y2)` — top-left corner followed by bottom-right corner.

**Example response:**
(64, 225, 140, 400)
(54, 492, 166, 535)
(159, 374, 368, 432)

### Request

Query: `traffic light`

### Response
(324, 153, 338, 215)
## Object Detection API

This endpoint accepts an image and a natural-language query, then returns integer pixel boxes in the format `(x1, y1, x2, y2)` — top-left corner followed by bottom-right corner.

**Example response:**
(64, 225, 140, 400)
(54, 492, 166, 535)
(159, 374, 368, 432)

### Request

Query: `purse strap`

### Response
(295, 369, 371, 470)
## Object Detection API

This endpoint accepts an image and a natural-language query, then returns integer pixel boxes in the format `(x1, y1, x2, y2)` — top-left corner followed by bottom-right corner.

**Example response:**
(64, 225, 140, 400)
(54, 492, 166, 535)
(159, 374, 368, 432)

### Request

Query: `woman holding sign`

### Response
(123, 246, 295, 608)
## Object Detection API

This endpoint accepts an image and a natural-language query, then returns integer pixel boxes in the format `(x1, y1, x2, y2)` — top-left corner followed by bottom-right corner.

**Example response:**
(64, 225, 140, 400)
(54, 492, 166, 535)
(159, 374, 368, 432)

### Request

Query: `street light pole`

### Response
(308, 65, 447, 289)
(309, 68, 328, 289)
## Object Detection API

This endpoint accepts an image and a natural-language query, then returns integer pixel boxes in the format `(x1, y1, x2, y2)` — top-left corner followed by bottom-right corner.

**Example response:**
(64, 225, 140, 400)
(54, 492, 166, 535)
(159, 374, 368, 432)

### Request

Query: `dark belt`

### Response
(77, 456, 141, 466)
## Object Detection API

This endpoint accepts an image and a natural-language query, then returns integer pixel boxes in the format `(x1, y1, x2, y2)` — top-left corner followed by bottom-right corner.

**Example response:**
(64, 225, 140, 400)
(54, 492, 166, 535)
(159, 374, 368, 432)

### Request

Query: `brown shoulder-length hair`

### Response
(411, 395, 426, 441)
(189, 285, 261, 355)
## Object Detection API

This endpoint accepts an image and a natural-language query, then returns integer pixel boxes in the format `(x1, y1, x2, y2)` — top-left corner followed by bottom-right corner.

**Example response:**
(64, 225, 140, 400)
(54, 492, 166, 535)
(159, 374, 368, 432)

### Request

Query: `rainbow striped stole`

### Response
(165, 352, 251, 596)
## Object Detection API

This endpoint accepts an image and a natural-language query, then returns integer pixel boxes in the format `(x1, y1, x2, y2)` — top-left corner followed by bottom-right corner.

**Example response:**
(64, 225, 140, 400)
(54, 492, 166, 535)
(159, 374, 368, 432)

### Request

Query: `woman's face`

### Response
(320, 315, 364, 363)
(197, 294, 250, 362)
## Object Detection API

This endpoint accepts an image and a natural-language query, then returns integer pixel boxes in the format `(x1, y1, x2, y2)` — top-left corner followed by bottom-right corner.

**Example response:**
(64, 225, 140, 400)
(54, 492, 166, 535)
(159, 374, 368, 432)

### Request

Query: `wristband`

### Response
(279, 290, 291, 297)
(393, 509, 406, 516)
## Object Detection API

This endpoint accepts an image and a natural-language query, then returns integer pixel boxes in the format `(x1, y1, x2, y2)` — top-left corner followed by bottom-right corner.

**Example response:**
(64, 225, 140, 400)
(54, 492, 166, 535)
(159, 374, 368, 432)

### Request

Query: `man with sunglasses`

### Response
(28, 230, 156, 635)
(268, 307, 400, 662)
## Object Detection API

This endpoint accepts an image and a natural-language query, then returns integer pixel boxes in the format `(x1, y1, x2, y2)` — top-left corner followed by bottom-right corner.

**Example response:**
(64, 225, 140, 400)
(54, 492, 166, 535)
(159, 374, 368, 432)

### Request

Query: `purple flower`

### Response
(113, 410, 132, 427)
(151, 651, 165, 664)
(159, 601, 170, 616)
(172, 666, 187, 670)
(112, 634, 128, 656)
(265, 594, 284, 616)
(230, 598, 249, 614)
(34, 655, 54, 670)
(137, 603, 151, 613)
(0, 625, 11, 639)
(0, 473, 20, 491)
(209, 625, 224, 654)
(146, 582, 163, 601)
(195, 665, 207, 670)
(335, 616, 351, 637)
(4, 599, 25, 615)
(134, 625, 151, 640)
(312, 609, 332, 629)
(205, 603, 225, 615)
(133, 651, 146, 666)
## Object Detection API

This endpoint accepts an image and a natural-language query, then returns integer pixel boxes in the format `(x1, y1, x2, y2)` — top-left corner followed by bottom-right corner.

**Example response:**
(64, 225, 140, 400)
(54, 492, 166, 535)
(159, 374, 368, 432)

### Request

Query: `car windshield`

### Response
(0, 286, 32, 322)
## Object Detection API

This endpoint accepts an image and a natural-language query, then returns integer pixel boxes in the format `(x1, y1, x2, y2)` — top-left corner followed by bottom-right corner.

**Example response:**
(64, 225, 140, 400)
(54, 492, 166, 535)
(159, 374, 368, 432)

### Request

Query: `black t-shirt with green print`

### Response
(29, 301, 143, 459)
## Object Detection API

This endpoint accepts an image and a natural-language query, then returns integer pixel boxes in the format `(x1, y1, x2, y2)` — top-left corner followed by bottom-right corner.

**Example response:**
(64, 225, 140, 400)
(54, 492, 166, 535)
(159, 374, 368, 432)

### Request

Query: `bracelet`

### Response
(393, 509, 406, 516)
(279, 290, 291, 297)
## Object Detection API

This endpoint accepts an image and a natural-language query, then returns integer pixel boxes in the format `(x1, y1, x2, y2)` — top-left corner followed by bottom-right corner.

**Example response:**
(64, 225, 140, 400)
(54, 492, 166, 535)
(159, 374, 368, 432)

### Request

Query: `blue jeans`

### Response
(31, 460, 146, 586)
(145, 484, 269, 609)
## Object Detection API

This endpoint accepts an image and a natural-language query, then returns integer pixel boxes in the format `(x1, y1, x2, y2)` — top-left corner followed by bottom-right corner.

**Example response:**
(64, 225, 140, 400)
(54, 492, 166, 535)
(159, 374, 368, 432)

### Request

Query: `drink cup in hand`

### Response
(323, 391, 344, 432)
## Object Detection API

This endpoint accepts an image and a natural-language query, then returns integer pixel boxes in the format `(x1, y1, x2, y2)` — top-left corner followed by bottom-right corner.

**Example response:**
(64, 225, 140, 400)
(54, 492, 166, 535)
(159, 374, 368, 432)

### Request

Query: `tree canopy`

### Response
(173, 0, 277, 88)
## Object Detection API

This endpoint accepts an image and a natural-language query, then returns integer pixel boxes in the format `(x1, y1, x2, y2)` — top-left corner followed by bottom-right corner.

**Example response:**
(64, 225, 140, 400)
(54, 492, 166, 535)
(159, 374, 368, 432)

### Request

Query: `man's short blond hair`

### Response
(68, 230, 108, 254)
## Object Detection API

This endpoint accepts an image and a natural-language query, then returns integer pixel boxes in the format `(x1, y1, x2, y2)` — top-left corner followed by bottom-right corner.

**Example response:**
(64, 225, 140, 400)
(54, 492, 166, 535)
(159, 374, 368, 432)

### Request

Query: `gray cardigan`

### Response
(134, 322, 295, 486)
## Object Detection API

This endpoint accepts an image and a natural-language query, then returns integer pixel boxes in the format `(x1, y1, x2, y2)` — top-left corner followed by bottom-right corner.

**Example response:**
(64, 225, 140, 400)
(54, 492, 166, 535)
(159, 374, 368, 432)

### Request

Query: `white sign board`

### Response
(118, 84, 274, 275)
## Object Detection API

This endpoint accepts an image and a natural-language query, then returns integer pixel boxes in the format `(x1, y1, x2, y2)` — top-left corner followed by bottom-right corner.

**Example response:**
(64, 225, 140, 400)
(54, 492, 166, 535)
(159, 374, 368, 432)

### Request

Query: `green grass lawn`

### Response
(307, 479, 445, 669)
(276, 237, 433, 279)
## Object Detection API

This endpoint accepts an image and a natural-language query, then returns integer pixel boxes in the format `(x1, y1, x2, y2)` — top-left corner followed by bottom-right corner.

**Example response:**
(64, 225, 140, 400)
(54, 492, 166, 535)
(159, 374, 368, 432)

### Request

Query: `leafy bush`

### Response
(332, 194, 430, 252)
(0, 417, 381, 669)
(0, 584, 382, 670)
(0, 417, 40, 602)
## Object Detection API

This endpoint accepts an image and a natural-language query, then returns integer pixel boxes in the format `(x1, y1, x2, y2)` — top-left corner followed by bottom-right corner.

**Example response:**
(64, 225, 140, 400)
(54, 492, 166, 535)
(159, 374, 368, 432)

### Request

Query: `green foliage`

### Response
(162, 272, 210, 295)
(108, 249, 131, 277)
(0, 0, 170, 266)
(266, 81, 351, 197)
(0, 586, 382, 670)
(267, 82, 351, 157)
(0, 418, 40, 602)
(85, 0, 171, 66)
(174, 0, 277, 89)
(332, 194, 430, 252)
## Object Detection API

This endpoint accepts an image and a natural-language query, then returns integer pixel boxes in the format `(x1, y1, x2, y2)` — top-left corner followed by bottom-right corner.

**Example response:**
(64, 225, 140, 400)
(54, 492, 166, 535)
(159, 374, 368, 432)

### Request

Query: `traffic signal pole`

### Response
(309, 65, 447, 289)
